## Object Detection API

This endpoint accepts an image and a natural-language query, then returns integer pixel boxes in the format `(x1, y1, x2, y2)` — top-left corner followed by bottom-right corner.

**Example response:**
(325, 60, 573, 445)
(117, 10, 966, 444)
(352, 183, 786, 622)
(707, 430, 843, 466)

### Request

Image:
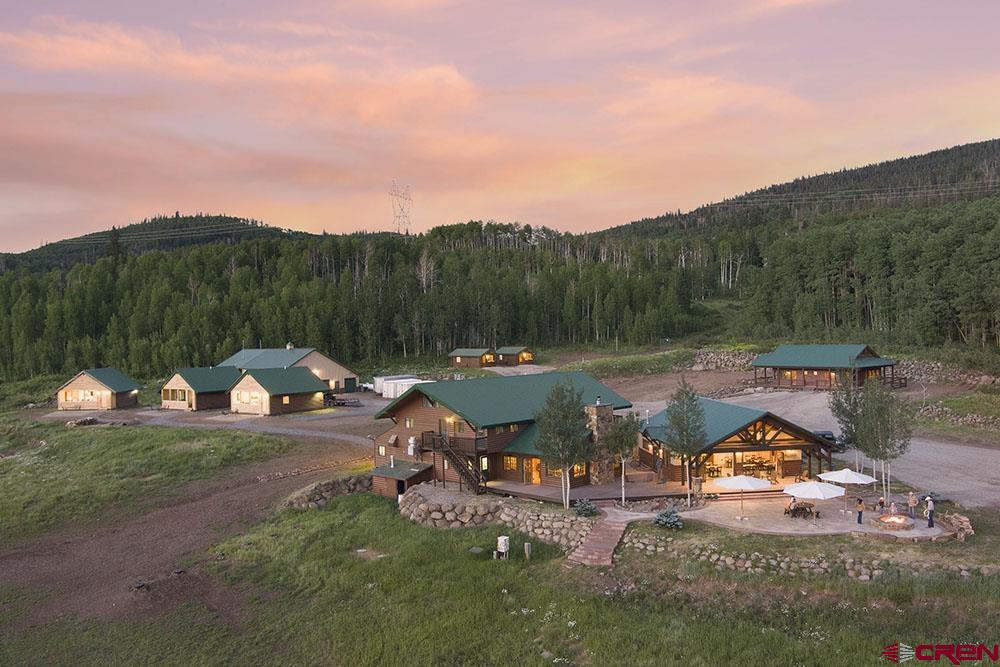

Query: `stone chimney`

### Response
(585, 399, 615, 485)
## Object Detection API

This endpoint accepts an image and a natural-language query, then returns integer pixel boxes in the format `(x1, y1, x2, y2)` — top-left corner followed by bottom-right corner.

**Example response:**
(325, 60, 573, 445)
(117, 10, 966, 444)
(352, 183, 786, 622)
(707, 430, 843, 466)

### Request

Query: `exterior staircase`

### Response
(567, 520, 629, 566)
(436, 435, 486, 494)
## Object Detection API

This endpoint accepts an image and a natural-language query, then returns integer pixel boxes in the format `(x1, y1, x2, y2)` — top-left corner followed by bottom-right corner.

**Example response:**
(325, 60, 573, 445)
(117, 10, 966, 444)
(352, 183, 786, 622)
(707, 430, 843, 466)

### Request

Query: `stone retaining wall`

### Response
(282, 474, 372, 510)
(399, 483, 595, 551)
(619, 529, 993, 581)
(690, 350, 756, 372)
(916, 403, 1000, 430)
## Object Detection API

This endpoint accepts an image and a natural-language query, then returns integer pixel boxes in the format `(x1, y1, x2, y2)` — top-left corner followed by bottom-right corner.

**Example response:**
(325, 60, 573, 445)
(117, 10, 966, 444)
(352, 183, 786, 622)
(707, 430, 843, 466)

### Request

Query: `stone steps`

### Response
(567, 521, 629, 567)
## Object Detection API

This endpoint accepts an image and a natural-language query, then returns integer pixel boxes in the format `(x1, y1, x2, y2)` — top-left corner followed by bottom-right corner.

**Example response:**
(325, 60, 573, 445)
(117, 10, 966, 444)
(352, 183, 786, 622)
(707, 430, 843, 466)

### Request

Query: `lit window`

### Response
(378, 445, 385, 457)
(480, 457, 489, 471)
(509, 424, 519, 433)
(455, 356, 462, 363)
(405, 417, 414, 428)
(550, 467, 562, 477)
(444, 459, 449, 470)
(503, 455, 518, 471)
(282, 396, 290, 405)
(572, 463, 586, 477)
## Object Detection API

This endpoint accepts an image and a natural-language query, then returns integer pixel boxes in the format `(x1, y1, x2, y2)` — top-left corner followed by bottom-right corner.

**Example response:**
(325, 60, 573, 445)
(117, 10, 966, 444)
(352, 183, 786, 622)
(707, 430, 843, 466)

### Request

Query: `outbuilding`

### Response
(496, 346, 535, 366)
(56, 368, 141, 411)
(229, 367, 329, 416)
(448, 347, 495, 368)
(160, 367, 243, 411)
(751, 344, 904, 389)
(218, 343, 359, 392)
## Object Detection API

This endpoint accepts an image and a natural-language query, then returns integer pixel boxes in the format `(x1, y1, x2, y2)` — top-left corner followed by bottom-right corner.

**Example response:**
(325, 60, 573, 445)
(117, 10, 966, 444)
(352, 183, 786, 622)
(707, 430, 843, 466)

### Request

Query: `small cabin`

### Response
(161, 367, 243, 411)
(218, 344, 359, 393)
(57, 368, 141, 411)
(751, 344, 904, 389)
(496, 346, 535, 366)
(448, 348, 496, 368)
(229, 367, 329, 416)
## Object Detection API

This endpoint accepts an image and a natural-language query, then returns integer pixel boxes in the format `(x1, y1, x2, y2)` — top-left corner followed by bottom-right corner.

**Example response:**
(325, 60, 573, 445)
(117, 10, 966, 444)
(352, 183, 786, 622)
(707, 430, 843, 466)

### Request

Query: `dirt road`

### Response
(0, 438, 369, 624)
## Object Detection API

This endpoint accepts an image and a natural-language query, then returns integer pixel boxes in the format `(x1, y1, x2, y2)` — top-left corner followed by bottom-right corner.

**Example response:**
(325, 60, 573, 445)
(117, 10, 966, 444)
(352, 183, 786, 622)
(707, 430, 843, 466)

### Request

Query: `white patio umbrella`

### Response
(715, 475, 772, 521)
(819, 468, 877, 516)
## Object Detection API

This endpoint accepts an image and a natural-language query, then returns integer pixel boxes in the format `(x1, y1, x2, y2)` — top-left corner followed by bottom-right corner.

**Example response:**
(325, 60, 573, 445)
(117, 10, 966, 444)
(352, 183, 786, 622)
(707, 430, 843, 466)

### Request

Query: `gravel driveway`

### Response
(722, 391, 1000, 508)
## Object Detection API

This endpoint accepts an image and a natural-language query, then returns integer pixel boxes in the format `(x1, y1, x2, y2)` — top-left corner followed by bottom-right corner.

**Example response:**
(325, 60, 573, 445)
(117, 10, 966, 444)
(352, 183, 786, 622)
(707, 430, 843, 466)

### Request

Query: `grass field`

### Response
(2, 493, 996, 666)
(558, 349, 695, 379)
(0, 416, 291, 542)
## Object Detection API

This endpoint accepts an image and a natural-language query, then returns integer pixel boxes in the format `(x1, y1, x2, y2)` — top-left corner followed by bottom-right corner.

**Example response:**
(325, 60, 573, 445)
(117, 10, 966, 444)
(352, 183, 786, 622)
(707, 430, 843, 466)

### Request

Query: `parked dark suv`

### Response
(814, 430, 846, 452)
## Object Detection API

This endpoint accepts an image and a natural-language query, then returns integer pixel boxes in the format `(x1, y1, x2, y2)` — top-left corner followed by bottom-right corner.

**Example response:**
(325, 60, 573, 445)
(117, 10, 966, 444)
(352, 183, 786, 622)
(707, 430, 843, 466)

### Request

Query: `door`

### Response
(528, 458, 542, 485)
(396, 479, 406, 496)
(344, 377, 357, 393)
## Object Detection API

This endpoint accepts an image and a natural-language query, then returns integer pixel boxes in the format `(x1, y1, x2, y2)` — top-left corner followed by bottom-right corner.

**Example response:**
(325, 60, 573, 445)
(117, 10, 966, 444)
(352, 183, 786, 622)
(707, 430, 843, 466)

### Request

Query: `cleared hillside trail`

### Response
(0, 439, 370, 626)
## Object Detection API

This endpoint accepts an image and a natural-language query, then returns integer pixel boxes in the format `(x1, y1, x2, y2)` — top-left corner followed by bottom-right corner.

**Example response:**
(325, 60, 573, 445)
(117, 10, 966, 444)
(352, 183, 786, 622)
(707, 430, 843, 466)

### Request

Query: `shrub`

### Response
(572, 498, 600, 517)
(654, 508, 684, 530)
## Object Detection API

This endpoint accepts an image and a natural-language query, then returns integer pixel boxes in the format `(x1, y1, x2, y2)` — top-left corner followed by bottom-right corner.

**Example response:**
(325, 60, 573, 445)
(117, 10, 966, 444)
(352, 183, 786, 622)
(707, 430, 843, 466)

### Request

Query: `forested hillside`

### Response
(0, 142, 998, 381)
(0, 214, 305, 272)
(612, 138, 1000, 238)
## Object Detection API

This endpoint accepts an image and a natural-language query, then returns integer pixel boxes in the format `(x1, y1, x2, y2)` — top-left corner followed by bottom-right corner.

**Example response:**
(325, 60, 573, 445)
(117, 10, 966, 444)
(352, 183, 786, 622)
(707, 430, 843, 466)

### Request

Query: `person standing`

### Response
(877, 496, 886, 515)
(907, 492, 918, 519)
(856, 497, 865, 525)
(925, 496, 935, 528)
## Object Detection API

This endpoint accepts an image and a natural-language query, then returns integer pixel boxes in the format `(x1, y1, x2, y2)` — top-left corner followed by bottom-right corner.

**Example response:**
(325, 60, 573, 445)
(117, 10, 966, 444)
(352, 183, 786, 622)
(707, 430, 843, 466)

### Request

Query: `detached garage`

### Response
(229, 367, 328, 416)
(57, 368, 141, 411)
(161, 367, 243, 411)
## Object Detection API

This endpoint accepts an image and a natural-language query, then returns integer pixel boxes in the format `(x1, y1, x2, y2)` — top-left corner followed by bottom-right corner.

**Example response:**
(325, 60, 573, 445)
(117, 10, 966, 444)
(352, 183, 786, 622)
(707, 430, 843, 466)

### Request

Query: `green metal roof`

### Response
(496, 346, 529, 355)
(234, 367, 329, 395)
(69, 368, 141, 393)
(218, 347, 314, 369)
(643, 397, 766, 452)
(370, 461, 433, 481)
(375, 371, 631, 428)
(751, 344, 894, 370)
(173, 367, 243, 393)
(447, 348, 493, 357)
(502, 423, 542, 456)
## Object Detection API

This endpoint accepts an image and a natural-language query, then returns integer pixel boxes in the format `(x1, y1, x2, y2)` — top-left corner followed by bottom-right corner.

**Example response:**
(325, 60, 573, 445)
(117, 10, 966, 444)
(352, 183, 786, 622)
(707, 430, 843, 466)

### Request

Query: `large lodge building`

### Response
(370, 372, 631, 498)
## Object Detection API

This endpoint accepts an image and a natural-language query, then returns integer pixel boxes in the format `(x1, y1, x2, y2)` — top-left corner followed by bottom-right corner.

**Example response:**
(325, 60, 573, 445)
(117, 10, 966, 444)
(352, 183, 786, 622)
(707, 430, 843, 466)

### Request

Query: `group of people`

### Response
(855, 491, 936, 527)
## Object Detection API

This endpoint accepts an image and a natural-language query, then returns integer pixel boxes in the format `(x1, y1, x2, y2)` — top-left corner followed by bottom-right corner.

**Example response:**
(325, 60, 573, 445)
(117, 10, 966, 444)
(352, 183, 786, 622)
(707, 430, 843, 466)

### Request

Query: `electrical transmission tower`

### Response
(389, 181, 412, 234)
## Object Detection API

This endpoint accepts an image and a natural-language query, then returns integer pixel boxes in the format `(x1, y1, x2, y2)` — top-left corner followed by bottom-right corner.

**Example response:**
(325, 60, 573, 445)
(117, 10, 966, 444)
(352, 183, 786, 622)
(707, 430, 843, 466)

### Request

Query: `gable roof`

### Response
(496, 346, 529, 355)
(375, 371, 631, 428)
(232, 367, 328, 395)
(643, 396, 824, 454)
(172, 367, 243, 393)
(643, 397, 766, 451)
(218, 347, 314, 369)
(60, 368, 141, 394)
(448, 348, 493, 357)
(751, 344, 894, 370)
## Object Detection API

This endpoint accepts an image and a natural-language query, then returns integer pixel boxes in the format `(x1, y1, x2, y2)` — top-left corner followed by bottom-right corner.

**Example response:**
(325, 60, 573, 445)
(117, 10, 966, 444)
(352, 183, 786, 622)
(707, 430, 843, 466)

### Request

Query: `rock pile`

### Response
(917, 403, 1000, 430)
(690, 350, 755, 372)
(399, 484, 595, 551)
(65, 417, 99, 427)
(282, 474, 372, 510)
(896, 360, 996, 386)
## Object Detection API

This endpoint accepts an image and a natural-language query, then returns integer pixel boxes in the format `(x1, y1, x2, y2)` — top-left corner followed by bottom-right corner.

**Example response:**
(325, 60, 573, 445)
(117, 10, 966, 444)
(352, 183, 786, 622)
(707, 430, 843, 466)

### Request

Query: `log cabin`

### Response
(218, 343, 359, 392)
(160, 367, 243, 411)
(495, 346, 535, 366)
(751, 344, 904, 389)
(370, 371, 631, 498)
(447, 347, 496, 368)
(56, 368, 141, 410)
(228, 367, 328, 416)
(639, 397, 833, 490)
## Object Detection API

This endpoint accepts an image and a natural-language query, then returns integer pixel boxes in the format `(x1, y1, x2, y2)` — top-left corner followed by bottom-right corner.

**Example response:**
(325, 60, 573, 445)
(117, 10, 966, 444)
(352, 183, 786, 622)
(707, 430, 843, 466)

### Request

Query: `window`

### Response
(405, 417, 414, 429)
(509, 424, 519, 433)
(162, 389, 169, 400)
(455, 356, 462, 363)
(456, 421, 465, 433)
(422, 397, 434, 408)
(503, 455, 518, 471)
(282, 396, 290, 405)
(550, 467, 562, 477)
(443, 459, 449, 470)
(572, 463, 586, 477)
(480, 457, 489, 471)
(378, 445, 386, 457)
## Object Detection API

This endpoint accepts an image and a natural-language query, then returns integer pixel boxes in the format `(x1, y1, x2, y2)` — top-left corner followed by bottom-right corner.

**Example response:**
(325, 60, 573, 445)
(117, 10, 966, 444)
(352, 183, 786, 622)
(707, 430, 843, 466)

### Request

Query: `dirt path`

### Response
(0, 439, 370, 625)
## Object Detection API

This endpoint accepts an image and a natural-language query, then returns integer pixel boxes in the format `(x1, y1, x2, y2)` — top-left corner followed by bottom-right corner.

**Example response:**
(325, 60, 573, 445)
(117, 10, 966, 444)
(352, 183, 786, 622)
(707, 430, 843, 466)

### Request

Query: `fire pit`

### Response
(871, 514, 915, 531)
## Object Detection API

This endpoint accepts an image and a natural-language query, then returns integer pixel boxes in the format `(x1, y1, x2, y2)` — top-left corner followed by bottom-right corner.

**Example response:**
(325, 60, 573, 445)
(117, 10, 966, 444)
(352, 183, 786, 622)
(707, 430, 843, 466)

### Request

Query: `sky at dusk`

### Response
(2, 0, 1000, 251)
